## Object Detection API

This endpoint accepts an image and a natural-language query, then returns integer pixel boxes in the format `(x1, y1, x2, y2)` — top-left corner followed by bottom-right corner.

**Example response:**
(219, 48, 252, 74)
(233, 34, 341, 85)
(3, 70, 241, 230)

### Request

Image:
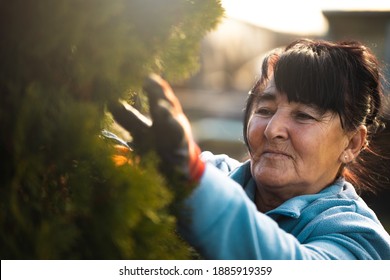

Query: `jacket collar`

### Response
(229, 161, 350, 218)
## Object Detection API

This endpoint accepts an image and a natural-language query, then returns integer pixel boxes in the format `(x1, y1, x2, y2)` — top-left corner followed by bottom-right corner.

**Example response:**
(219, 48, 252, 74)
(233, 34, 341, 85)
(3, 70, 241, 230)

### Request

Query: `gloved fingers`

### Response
(108, 100, 151, 141)
(143, 74, 184, 121)
(142, 74, 190, 142)
(139, 74, 206, 185)
(152, 101, 186, 149)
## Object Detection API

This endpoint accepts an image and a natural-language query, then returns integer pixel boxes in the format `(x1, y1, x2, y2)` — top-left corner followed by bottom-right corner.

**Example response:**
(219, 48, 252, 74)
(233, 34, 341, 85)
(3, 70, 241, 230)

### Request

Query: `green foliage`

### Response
(0, 0, 223, 259)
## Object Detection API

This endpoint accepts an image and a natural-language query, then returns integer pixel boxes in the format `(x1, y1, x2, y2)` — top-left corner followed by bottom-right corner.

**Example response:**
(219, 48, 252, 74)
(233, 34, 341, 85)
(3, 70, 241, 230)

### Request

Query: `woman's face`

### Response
(247, 78, 350, 196)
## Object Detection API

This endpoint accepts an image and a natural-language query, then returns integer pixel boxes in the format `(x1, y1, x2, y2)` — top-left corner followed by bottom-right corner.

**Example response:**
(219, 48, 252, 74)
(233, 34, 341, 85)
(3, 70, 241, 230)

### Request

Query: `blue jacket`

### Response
(180, 154, 390, 259)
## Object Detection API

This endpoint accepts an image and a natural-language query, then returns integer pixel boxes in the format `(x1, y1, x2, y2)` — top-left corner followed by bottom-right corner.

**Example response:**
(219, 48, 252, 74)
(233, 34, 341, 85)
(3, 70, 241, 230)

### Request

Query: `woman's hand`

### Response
(108, 74, 205, 187)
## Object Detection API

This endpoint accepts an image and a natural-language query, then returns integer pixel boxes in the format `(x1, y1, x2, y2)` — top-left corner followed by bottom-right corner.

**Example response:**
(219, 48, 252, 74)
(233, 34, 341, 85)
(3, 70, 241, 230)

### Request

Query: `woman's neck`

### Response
(255, 183, 313, 212)
(255, 188, 286, 213)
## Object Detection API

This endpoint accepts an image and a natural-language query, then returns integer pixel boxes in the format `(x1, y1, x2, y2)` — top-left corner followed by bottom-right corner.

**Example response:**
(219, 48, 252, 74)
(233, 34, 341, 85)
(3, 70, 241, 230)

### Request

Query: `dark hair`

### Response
(243, 39, 386, 193)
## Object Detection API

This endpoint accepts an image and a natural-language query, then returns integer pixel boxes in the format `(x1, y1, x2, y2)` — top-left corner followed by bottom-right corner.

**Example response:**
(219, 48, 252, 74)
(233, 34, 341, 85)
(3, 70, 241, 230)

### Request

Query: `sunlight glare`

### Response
(221, 0, 328, 35)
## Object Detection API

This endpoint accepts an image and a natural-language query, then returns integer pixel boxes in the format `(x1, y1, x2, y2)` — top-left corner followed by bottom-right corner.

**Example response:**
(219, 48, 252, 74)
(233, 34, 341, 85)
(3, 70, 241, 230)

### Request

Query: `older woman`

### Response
(109, 39, 390, 259)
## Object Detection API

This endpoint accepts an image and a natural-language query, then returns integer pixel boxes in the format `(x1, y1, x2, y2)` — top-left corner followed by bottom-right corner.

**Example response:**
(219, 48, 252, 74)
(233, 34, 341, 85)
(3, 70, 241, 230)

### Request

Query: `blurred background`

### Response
(173, 0, 390, 230)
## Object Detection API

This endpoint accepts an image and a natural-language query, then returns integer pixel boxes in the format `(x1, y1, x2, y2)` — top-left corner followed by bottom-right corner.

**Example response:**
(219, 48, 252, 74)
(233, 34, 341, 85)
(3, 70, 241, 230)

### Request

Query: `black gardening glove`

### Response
(108, 74, 205, 187)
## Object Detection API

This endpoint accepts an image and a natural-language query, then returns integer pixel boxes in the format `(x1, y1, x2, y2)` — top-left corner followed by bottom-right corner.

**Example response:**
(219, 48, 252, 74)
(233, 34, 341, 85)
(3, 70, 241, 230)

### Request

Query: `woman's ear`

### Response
(340, 125, 368, 163)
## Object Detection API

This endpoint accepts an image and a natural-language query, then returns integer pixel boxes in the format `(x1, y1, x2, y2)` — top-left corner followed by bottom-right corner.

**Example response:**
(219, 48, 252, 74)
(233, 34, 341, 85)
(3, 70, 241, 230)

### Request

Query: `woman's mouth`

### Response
(262, 149, 292, 159)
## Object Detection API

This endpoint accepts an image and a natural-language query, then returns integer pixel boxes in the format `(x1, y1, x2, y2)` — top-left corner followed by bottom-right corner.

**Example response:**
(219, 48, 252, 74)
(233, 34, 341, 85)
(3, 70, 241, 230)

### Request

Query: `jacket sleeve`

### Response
(178, 163, 389, 259)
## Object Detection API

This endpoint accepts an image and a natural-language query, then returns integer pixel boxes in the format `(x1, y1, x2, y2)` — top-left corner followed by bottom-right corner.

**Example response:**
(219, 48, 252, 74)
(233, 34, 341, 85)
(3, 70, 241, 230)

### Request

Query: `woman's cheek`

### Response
(247, 116, 265, 151)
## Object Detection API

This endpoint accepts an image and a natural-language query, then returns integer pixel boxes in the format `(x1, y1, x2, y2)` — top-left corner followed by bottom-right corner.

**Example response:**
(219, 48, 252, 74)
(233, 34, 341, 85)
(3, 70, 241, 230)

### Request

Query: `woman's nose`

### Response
(264, 111, 289, 141)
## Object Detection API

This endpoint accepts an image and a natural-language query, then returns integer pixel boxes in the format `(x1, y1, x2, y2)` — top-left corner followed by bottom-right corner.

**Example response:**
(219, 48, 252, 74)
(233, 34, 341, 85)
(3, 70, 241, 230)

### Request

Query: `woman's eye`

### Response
(295, 112, 316, 121)
(255, 108, 273, 116)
